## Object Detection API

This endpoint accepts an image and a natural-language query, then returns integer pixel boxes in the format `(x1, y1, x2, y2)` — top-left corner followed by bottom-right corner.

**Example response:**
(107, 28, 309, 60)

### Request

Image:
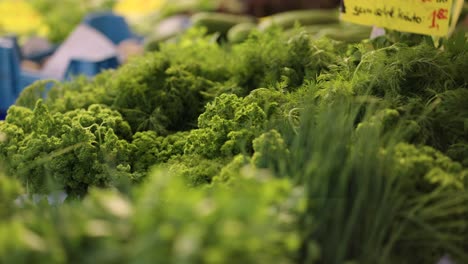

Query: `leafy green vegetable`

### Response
(1, 26, 468, 264)
(2, 101, 133, 196)
(0, 167, 306, 264)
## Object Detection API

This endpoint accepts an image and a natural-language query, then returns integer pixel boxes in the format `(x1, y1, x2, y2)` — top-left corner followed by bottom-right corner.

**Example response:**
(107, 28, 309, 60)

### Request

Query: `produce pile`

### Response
(0, 27, 468, 263)
(145, 2, 468, 47)
(145, 9, 373, 50)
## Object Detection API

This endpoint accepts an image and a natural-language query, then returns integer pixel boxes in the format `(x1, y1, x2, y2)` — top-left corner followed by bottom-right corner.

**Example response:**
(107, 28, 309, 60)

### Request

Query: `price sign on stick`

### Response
(340, 0, 455, 36)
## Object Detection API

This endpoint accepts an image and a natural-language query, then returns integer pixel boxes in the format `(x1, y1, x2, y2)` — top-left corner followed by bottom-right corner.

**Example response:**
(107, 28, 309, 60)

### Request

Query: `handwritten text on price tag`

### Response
(340, 0, 453, 36)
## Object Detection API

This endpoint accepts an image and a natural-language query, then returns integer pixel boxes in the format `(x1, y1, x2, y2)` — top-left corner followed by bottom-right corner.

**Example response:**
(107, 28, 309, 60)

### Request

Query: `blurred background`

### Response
(1, 0, 467, 46)
(0, 0, 342, 43)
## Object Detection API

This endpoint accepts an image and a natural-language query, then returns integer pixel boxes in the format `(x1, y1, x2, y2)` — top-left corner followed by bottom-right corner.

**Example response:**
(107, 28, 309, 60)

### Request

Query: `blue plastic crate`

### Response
(0, 38, 21, 116)
(23, 45, 58, 62)
(65, 56, 119, 80)
(1, 37, 44, 119)
(6, 34, 57, 63)
(83, 12, 143, 45)
(0, 11, 143, 120)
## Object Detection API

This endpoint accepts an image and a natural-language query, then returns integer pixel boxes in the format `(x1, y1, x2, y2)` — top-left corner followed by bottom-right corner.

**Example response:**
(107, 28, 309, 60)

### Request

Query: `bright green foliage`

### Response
(318, 38, 466, 101)
(184, 93, 255, 158)
(131, 168, 306, 264)
(423, 89, 468, 151)
(0, 168, 307, 264)
(40, 75, 115, 113)
(0, 122, 25, 163)
(394, 143, 467, 192)
(252, 129, 290, 173)
(0, 188, 132, 264)
(110, 54, 219, 134)
(228, 30, 339, 93)
(447, 143, 468, 167)
(1, 26, 468, 264)
(184, 91, 282, 159)
(213, 154, 251, 183)
(185, 87, 295, 160)
(129, 131, 189, 178)
(2, 101, 134, 195)
(23, 30, 231, 136)
(166, 154, 227, 185)
(287, 99, 400, 264)
(288, 97, 468, 264)
(0, 173, 22, 219)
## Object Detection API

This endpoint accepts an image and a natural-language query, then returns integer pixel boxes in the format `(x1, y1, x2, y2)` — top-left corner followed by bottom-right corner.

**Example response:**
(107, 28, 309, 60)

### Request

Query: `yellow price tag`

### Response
(340, 0, 455, 36)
